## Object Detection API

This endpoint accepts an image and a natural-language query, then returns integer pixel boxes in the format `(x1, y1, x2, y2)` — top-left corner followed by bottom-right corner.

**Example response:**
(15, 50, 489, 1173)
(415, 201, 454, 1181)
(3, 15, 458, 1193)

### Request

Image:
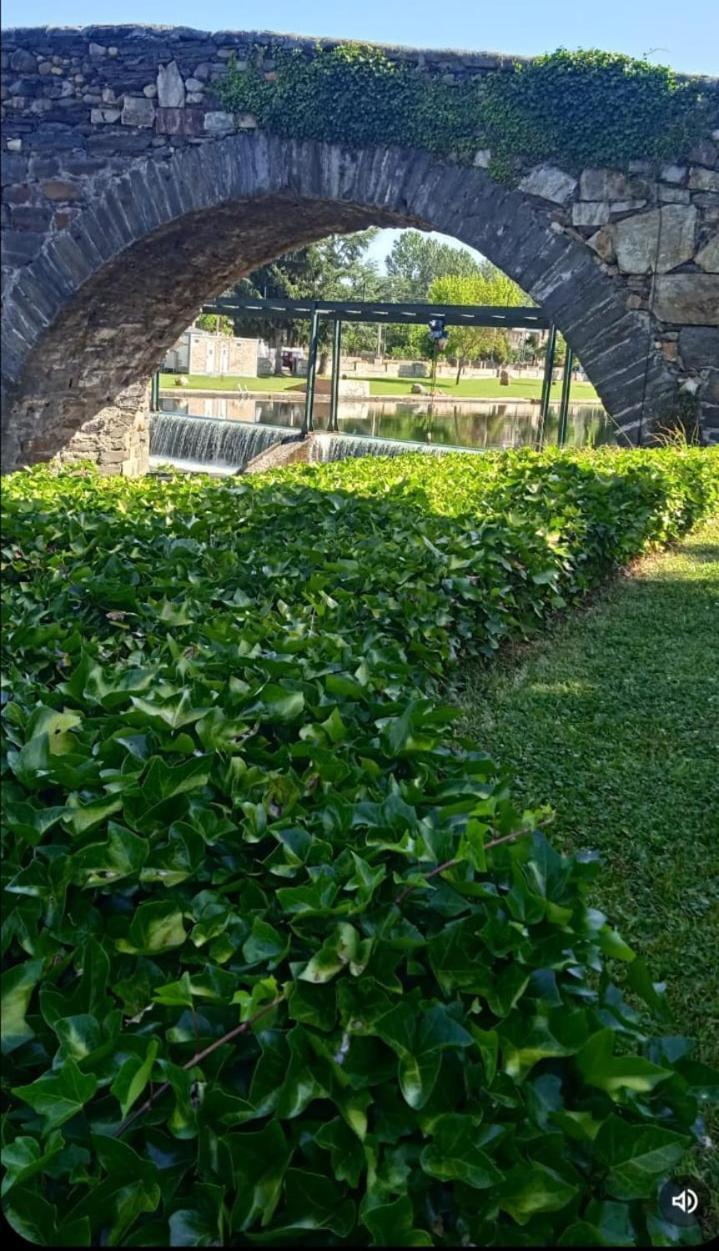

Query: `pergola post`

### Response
(539, 324, 557, 445)
(558, 346, 574, 446)
(329, 319, 342, 433)
(303, 306, 320, 436)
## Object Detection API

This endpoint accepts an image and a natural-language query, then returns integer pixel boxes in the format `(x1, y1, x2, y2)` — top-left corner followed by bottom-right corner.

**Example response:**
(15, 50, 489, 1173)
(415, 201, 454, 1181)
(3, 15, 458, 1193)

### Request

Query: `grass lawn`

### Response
(458, 517, 719, 1061)
(159, 372, 599, 403)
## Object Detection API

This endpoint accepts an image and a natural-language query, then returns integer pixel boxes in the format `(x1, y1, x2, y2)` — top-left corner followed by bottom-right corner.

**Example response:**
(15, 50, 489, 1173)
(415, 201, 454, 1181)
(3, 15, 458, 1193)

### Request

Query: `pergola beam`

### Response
(205, 296, 549, 330)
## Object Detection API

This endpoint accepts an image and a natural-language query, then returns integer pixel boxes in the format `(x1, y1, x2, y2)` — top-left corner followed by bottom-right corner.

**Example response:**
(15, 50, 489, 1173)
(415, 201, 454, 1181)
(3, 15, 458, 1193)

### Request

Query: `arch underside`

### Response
(1, 134, 679, 468)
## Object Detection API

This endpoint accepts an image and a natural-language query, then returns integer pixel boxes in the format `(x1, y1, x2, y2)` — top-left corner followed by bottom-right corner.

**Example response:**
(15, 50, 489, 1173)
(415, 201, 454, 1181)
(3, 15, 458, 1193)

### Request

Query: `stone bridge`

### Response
(2, 25, 718, 473)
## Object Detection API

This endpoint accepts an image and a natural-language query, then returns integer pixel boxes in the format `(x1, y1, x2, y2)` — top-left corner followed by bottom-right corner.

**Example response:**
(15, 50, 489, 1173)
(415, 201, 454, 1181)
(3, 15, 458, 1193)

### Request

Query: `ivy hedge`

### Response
(217, 44, 717, 180)
(2, 448, 719, 1247)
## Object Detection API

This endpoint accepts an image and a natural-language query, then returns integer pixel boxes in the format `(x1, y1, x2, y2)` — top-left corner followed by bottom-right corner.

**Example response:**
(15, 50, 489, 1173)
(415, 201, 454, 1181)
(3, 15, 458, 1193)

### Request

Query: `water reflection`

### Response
(158, 394, 616, 449)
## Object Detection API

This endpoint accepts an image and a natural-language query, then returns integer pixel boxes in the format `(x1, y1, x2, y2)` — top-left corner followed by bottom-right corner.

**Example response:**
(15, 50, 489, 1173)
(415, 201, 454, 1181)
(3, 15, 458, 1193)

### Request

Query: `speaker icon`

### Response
(660, 1179, 706, 1226)
(671, 1188, 698, 1215)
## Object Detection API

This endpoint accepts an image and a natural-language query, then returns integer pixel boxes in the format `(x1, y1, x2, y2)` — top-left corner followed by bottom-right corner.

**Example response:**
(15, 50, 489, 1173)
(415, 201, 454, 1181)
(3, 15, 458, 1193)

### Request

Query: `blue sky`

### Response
(4, 0, 717, 75)
(5, 0, 716, 268)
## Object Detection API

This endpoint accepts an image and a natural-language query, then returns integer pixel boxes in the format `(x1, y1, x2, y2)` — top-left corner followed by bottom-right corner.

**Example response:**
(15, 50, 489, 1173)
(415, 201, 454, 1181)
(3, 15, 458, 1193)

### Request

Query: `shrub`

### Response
(2, 448, 718, 1246)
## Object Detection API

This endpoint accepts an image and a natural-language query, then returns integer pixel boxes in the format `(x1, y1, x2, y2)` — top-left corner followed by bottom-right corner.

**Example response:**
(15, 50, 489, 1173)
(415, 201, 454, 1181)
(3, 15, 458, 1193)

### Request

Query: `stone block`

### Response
(586, 225, 616, 262)
(237, 112, 257, 129)
(658, 187, 690, 203)
(518, 163, 576, 203)
(614, 206, 696, 274)
(11, 49, 36, 73)
(143, 84, 158, 97)
(121, 96, 156, 127)
(695, 233, 719, 273)
(678, 326, 719, 369)
(203, 110, 235, 135)
(660, 163, 686, 184)
(688, 139, 718, 167)
(689, 167, 719, 193)
(185, 77, 204, 92)
(472, 148, 491, 168)
(41, 178, 81, 201)
(88, 43, 106, 58)
(90, 107, 121, 124)
(609, 199, 647, 214)
(653, 274, 719, 324)
(579, 168, 632, 200)
(572, 202, 610, 227)
(157, 60, 185, 108)
(156, 106, 205, 136)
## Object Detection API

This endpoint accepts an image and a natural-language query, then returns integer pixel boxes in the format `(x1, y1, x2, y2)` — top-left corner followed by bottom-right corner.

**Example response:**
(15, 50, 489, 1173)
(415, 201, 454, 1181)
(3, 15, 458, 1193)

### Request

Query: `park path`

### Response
(459, 516, 719, 1058)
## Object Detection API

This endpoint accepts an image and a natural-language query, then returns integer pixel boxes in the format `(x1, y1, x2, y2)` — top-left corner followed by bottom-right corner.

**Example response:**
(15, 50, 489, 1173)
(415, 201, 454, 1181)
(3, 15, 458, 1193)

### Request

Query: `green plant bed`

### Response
(2, 449, 718, 1247)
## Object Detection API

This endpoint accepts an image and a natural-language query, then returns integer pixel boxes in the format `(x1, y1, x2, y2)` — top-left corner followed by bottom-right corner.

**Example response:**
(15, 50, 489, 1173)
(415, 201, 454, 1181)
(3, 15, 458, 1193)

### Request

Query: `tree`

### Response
(423, 270, 527, 381)
(227, 230, 382, 373)
(195, 313, 233, 335)
(384, 230, 482, 302)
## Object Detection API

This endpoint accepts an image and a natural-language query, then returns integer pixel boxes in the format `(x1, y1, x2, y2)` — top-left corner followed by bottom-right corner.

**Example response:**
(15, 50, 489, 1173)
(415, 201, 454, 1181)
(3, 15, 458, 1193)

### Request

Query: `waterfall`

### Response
(311, 434, 465, 462)
(150, 414, 289, 472)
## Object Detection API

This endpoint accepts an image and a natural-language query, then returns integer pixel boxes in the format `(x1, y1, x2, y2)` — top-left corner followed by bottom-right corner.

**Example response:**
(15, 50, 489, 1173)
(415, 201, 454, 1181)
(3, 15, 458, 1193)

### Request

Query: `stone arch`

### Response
(2, 131, 680, 469)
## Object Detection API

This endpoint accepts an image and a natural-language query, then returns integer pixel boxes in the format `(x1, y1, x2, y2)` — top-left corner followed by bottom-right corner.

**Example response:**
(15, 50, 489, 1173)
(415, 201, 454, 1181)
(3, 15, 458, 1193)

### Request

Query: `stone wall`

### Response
(1, 24, 718, 468)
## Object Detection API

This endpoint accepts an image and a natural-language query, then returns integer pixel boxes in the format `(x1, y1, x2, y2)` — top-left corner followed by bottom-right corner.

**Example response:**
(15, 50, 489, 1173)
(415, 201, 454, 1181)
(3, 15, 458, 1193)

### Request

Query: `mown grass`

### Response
(158, 372, 599, 403)
(459, 517, 719, 1232)
(458, 516, 719, 1058)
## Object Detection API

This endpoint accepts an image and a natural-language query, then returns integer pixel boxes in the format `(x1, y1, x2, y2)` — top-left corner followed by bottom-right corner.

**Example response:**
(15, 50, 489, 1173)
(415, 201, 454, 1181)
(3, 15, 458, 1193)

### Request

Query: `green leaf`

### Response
(498, 1162, 578, 1224)
(361, 1194, 432, 1246)
(168, 1183, 225, 1247)
(594, 1115, 690, 1199)
(116, 901, 187, 954)
(576, 1029, 673, 1095)
(225, 1121, 292, 1232)
(1, 1131, 64, 1197)
(111, 1038, 159, 1118)
(12, 1058, 98, 1132)
(1, 959, 43, 1055)
(420, 1114, 502, 1188)
(315, 1117, 365, 1187)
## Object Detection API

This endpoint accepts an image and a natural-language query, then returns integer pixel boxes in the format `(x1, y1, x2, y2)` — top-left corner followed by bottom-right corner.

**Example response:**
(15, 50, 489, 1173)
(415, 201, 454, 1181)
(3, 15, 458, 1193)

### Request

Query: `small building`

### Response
(163, 328, 268, 377)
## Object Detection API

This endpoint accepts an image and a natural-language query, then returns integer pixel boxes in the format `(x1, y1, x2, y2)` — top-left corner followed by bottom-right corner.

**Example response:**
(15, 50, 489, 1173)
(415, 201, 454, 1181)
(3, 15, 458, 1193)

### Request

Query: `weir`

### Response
(149, 414, 286, 471)
(148, 412, 479, 473)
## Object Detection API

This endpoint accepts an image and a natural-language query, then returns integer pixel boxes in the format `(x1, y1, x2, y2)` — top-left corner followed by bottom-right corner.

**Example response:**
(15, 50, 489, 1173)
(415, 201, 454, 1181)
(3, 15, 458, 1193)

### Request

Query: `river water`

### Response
(150, 394, 616, 473)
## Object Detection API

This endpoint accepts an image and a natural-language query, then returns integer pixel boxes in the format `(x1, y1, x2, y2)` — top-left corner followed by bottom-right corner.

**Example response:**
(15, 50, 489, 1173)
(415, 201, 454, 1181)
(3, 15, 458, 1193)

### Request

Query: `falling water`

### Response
(310, 433, 474, 462)
(149, 413, 485, 475)
(150, 414, 286, 472)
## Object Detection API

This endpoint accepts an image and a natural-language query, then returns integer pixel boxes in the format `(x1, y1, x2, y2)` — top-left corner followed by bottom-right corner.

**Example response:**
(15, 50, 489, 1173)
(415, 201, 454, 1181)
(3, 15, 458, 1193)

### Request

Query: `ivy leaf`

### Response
(12, 1058, 98, 1132)
(116, 901, 187, 954)
(576, 1029, 673, 1095)
(1, 959, 43, 1055)
(497, 1162, 578, 1224)
(111, 1038, 159, 1119)
(593, 1115, 690, 1199)
(420, 1113, 502, 1188)
(225, 1121, 292, 1232)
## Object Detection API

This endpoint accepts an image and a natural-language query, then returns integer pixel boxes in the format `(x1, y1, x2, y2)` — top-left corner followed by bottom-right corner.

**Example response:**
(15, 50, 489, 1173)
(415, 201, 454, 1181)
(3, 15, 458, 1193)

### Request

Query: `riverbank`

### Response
(159, 372, 600, 404)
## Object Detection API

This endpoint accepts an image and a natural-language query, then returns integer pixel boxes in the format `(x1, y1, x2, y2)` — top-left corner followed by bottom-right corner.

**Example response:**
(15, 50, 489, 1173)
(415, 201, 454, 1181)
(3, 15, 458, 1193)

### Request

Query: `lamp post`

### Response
(427, 317, 448, 411)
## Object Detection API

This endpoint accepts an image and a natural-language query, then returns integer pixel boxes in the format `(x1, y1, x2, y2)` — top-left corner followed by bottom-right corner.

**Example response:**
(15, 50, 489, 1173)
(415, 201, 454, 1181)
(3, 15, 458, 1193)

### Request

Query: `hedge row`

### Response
(2, 448, 718, 1247)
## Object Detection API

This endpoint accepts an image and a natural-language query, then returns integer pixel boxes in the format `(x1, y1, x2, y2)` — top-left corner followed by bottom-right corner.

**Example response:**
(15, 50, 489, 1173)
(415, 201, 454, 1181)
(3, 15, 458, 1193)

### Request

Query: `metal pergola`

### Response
(155, 297, 574, 442)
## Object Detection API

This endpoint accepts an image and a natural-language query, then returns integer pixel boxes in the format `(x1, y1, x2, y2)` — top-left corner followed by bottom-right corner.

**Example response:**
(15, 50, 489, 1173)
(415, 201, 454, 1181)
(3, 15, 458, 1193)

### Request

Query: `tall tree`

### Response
(384, 231, 483, 302)
(227, 230, 381, 372)
(413, 270, 527, 381)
